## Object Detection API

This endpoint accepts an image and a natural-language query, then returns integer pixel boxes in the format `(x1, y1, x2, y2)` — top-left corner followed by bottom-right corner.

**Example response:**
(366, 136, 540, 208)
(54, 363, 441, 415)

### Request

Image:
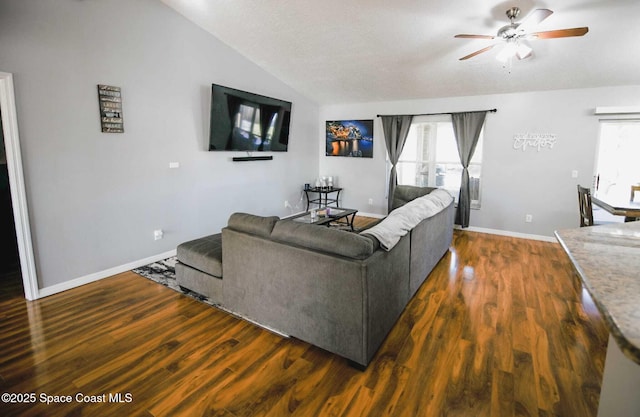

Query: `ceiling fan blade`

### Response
(459, 45, 496, 61)
(455, 34, 495, 40)
(529, 27, 589, 39)
(517, 8, 553, 33)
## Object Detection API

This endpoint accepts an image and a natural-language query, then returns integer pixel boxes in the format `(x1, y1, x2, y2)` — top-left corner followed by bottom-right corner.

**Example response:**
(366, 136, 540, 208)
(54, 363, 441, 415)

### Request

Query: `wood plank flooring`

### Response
(0, 225, 608, 416)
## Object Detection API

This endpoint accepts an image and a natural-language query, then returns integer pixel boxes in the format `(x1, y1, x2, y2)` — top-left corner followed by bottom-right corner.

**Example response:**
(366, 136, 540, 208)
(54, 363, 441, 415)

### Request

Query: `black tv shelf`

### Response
(232, 155, 273, 162)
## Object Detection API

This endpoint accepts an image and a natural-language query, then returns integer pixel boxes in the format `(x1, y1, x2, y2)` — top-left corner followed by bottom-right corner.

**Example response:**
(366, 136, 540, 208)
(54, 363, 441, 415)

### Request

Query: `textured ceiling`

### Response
(160, 0, 640, 104)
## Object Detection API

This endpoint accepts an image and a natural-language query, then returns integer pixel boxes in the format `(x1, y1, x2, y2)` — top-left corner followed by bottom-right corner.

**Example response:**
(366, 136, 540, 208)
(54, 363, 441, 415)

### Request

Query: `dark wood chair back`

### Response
(577, 185, 594, 227)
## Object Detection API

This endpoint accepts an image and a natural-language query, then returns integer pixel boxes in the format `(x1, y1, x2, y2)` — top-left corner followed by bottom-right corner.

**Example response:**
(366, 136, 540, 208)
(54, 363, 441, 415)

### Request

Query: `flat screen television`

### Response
(208, 84, 292, 152)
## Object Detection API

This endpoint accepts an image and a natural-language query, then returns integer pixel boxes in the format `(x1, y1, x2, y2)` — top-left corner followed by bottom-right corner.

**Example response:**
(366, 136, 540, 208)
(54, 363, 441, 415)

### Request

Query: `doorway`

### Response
(0, 110, 20, 268)
(0, 108, 23, 301)
(0, 72, 38, 300)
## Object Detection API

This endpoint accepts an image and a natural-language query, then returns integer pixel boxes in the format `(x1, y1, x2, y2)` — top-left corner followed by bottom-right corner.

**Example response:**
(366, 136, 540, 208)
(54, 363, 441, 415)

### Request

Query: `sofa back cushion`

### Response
(363, 188, 454, 251)
(227, 212, 279, 238)
(272, 220, 374, 260)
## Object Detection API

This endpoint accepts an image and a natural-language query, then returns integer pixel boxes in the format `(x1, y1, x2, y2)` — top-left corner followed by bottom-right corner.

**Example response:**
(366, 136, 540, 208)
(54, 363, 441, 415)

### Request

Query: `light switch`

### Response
(571, 170, 578, 178)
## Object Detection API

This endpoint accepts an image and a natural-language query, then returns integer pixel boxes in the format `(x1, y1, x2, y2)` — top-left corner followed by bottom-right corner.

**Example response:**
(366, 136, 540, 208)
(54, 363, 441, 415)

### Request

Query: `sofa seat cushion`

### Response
(176, 233, 222, 277)
(272, 220, 374, 260)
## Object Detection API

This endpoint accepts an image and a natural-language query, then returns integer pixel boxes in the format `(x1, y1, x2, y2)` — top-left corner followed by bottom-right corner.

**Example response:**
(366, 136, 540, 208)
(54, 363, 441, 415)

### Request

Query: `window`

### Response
(396, 116, 483, 208)
(595, 120, 640, 199)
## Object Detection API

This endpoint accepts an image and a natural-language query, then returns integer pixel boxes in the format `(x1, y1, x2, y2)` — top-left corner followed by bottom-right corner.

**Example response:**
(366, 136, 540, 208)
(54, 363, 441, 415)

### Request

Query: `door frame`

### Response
(0, 72, 38, 300)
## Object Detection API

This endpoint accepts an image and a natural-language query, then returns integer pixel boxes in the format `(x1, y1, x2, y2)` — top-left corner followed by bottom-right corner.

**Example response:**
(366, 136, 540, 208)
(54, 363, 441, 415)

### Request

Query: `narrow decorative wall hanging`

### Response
(513, 132, 556, 151)
(97, 84, 124, 133)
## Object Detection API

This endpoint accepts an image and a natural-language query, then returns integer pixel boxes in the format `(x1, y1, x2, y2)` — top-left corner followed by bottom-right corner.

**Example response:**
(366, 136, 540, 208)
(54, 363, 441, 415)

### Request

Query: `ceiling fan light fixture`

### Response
(516, 43, 532, 60)
(495, 40, 532, 63)
(496, 42, 516, 63)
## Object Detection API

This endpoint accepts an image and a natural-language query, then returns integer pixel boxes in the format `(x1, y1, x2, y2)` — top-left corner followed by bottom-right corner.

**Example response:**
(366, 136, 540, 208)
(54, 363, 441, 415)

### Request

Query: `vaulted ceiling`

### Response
(160, 0, 640, 104)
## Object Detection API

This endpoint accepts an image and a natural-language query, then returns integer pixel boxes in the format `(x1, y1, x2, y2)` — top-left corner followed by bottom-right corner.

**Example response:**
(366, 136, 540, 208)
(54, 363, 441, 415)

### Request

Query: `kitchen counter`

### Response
(555, 222, 640, 365)
(555, 221, 640, 416)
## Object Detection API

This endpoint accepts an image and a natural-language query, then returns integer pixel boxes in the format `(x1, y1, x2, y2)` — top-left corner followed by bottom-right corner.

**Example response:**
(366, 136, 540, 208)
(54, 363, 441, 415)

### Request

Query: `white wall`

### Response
(320, 85, 640, 237)
(0, 0, 319, 290)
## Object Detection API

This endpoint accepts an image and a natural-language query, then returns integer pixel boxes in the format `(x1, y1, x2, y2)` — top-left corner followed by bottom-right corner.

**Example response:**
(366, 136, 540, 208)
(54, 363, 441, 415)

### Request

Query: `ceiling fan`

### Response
(455, 7, 589, 62)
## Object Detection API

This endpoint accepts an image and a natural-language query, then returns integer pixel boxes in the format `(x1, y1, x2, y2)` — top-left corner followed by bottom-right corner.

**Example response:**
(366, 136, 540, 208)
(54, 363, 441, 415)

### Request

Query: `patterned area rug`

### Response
(132, 256, 218, 307)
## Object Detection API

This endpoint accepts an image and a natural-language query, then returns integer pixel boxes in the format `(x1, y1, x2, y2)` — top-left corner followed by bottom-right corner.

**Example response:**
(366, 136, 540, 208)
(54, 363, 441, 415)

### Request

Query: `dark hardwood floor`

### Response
(0, 222, 608, 416)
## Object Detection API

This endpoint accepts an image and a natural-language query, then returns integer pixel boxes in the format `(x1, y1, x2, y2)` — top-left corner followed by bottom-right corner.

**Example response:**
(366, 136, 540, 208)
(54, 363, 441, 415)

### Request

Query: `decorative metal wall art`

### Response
(97, 85, 124, 133)
(513, 132, 556, 151)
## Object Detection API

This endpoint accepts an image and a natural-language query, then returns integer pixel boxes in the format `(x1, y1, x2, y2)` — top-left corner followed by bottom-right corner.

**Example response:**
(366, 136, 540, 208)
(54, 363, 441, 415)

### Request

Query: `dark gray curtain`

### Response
(381, 115, 413, 213)
(451, 111, 487, 228)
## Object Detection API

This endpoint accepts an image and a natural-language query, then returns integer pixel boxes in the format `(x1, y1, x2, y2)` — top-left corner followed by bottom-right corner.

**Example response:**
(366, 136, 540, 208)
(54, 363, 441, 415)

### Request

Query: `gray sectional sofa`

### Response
(175, 186, 454, 368)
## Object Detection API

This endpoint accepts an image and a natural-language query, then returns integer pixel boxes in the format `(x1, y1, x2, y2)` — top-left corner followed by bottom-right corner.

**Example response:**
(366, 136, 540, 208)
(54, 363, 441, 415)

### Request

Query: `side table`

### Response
(304, 187, 342, 211)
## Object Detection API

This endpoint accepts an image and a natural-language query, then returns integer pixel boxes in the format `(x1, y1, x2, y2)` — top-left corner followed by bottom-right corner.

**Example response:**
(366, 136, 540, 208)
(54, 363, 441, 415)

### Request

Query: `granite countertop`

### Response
(555, 222, 640, 365)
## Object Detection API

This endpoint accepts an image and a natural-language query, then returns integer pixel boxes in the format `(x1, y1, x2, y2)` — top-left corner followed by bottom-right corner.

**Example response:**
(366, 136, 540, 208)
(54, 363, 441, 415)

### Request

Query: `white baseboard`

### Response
(456, 226, 557, 243)
(37, 249, 177, 299)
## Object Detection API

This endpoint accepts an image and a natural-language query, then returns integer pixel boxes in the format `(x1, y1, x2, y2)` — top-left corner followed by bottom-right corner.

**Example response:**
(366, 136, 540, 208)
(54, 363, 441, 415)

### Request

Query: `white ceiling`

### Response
(160, 0, 640, 104)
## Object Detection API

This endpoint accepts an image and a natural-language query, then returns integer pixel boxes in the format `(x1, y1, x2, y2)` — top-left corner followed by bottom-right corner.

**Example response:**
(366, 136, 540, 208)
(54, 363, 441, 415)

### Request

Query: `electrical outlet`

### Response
(368, 198, 373, 205)
(525, 214, 533, 223)
(284, 200, 290, 208)
(571, 170, 578, 178)
(154, 229, 163, 240)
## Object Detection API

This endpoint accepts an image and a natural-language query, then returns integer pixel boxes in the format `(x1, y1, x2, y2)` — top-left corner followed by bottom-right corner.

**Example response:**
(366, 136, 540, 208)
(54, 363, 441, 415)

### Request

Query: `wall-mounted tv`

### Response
(209, 84, 291, 152)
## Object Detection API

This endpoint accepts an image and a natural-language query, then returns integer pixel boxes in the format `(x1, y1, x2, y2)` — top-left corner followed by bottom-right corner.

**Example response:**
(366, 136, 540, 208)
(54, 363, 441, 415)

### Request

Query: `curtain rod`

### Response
(376, 108, 497, 117)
